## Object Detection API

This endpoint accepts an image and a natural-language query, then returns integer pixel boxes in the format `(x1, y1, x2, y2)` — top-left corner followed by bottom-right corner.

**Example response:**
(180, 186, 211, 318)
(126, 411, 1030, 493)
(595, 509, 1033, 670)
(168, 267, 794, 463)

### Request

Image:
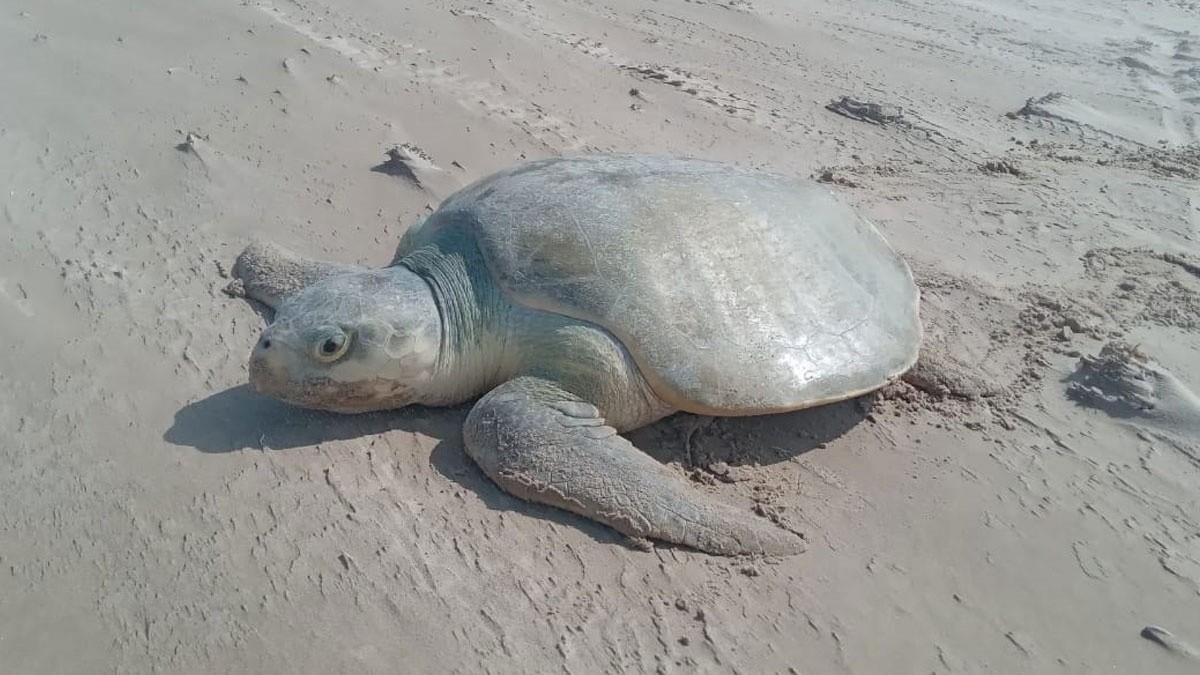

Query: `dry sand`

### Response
(2, 0, 1199, 672)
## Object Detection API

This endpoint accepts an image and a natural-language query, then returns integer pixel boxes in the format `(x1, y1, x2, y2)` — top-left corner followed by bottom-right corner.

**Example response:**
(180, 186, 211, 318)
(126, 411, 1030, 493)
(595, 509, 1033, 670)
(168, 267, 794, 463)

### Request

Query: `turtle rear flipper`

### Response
(463, 377, 805, 556)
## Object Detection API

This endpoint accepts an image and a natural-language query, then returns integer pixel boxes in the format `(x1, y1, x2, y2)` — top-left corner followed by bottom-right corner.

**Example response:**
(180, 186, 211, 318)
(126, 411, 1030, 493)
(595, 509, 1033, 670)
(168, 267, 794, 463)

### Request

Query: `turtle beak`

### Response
(248, 332, 290, 396)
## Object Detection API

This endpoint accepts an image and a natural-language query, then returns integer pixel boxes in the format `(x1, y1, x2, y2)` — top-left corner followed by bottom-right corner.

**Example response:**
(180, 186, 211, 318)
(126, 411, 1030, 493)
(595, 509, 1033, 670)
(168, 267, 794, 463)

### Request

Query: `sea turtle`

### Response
(228, 154, 921, 555)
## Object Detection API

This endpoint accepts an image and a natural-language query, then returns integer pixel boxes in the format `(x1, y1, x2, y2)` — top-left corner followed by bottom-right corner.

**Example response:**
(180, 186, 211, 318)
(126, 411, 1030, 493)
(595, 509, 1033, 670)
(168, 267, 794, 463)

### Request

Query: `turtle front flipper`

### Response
(463, 377, 805, 556)
(226, 241, 365, 310)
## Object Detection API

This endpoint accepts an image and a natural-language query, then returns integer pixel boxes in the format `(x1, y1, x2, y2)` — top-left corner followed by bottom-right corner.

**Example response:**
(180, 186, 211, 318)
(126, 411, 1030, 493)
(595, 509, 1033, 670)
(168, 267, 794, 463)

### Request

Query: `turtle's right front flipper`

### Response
(463, 377, 805, 556)
(226, 241, 364, 310)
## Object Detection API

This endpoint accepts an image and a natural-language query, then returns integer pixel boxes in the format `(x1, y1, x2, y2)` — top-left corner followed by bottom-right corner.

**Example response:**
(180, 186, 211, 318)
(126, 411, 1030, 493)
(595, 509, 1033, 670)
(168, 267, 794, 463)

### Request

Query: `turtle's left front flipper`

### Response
(225, 241, 364, 310)
(463, 377, 805, 556)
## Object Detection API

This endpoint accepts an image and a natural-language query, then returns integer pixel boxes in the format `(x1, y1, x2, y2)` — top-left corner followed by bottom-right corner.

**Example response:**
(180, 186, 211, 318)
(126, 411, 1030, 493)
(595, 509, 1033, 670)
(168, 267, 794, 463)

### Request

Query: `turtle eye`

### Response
(312, 329, 351, 362)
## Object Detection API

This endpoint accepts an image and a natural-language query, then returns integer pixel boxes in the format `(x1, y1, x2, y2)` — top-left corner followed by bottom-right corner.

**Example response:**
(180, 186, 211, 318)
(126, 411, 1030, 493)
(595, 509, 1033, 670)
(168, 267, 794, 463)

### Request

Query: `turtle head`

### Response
(247, 267, 443, 413)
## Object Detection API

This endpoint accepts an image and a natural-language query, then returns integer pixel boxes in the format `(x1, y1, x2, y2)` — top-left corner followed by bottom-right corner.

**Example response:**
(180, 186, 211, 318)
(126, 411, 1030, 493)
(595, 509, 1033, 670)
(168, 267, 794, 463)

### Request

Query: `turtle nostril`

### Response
(262, 338, 272, 349)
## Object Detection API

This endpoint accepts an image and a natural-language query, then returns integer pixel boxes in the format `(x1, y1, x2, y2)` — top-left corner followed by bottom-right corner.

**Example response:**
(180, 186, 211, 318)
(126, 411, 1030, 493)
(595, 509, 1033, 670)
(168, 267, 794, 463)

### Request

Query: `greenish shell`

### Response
(398, 154, 920, 414)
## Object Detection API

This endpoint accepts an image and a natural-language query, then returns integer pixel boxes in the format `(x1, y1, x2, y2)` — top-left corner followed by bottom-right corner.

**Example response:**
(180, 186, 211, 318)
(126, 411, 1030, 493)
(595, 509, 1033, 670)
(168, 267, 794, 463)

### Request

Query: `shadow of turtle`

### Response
(163, 384, 443, 452)
(165, 385, 871, 545)
(632, 396, 871, 470)
(164, 385, 624, 545)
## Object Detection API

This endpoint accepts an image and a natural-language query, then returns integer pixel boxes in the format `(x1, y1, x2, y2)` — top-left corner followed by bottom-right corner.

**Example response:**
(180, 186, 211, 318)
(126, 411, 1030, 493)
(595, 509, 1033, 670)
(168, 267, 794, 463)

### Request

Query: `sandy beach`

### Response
(2, 0, 1199, 672)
